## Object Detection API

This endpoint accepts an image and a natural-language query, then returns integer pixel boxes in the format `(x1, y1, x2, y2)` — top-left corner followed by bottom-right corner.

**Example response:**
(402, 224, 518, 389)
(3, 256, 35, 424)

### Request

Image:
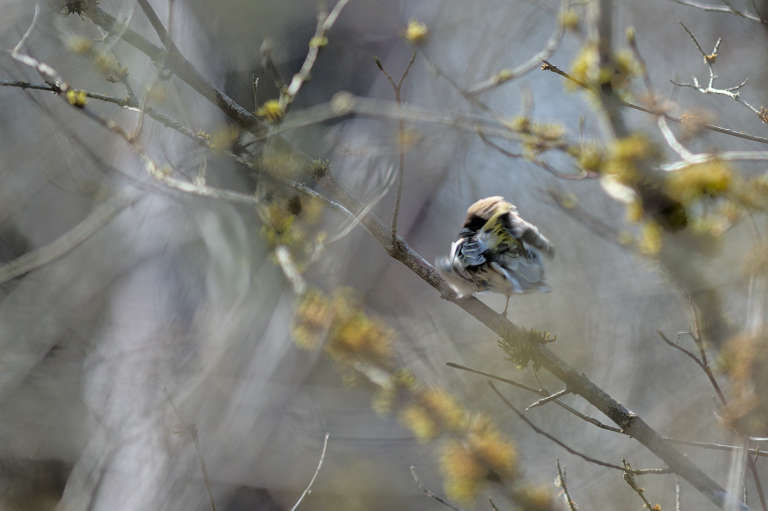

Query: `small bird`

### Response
(436, 196, 554, 315)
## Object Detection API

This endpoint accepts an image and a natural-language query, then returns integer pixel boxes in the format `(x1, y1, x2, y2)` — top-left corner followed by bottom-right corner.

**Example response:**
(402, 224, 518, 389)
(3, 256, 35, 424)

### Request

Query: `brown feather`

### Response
(462, 196, 517, 230)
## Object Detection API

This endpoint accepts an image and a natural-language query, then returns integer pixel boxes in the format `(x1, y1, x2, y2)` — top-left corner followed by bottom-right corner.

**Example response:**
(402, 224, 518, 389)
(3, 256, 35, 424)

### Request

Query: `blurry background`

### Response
(0, 0, 767, 509)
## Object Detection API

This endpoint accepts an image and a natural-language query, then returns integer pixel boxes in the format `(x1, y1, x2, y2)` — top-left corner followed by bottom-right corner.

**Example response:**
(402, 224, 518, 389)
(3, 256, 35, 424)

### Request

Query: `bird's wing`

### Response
(505, 209, 555, 258)
(453, 236, 487, 267)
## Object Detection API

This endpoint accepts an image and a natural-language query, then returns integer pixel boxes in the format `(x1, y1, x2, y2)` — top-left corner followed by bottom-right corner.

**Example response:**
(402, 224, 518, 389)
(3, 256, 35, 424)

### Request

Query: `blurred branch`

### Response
(0, 193, 138, 285)
(260, 40, 286, 92)
(587, 0, 732, 398)
(0, 80, 200, 141)
(410, 466, 466, 511)
(376, 51, 418, 242)
(747, 456, 768, 511)
(7, 36, 347, 221)
(477, 130, 591, 180)
(87, 6, 262, 130)
(664, 438, 768, 458)
(467, 0, 570, 95)
(281, 0, 351, 109)
(669, 0, 765, 23)
(289, 433, 330, 511)
(4, 5, 748, 508)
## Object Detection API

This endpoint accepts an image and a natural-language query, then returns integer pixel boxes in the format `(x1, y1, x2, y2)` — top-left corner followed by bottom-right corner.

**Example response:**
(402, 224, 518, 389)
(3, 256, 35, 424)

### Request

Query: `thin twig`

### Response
(670, 0, 765, 22)
(467, 0, 570, 95)
(657, 330, 726, 405)
(664, 437, 768, 457)
(673, 24, 764, 121)
(526, 388, 569, 411)
(282, 0, 351, 108)
(166, 396, 217, 511)
(376, 50, 417, 242)
(0, 80, 200, 139)
(626, 27, 655, 100)
(88, 6, 262, 129)
(410, 466, 466, 511)
(260, 40, 286, 92)
(7, 29, 350, 222)
(477, 130, 591, 180)
(623, 459, 657, 510)
(0, 193, 138, 285)
(747, 455, 768, 511)
(447, 362, 623, 433)
(489, 382, 670, 474)
(540, 60, 768, 145)
(557, 459, 579, 511)
(290, 433, 330, 511)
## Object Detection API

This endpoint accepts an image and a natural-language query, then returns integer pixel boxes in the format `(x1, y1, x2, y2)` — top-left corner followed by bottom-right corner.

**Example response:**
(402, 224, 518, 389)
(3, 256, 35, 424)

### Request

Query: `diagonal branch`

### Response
(490, 382, 670, 475)
(322, 175, 737, 509)
(87, 6, 262, 130)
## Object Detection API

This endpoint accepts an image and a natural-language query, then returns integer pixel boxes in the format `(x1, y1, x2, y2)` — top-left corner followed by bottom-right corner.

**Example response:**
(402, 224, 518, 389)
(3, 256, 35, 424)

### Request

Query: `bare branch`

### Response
(467, 0, 570, 95)
(657, 330, 726, 405)
(290, 433, 330, 511)
(540, 60, 768, 145)
(526, 388, 569, 411)
(0, 193, 138, 285)
(747, 456, 768, 511)
(557, 460, 579, 511)
(664, 438, 768, 457)
(376, 50, 418, 242)
(490, 382, 670, 475)
(87, 6, 262, 129)
(623, 459, 658, 510)
(410, 466, 466, 511)
(670, 0, 765, 22)
(673, 25, 764, 121)
(282, 0, 351, 108)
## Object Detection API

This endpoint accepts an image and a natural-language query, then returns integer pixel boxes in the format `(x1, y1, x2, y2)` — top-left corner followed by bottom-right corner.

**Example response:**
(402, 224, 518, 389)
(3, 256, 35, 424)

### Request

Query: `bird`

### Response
(436, 196, 554, 316)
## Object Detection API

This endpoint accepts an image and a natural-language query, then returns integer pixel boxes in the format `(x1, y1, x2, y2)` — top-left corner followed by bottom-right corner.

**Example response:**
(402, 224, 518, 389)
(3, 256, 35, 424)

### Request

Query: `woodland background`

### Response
(0, 0, 767, 510)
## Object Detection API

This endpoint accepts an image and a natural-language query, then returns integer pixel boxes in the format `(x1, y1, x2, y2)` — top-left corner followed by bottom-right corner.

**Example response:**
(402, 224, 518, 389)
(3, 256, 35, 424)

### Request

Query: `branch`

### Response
(376, 51, 417, 242)
(410, 466, 466, 511)
(289, 433, 330, 511)
(87, 6, 262, 130)
(282, 0, 351, 108)
(526, 388, 569, 411)
(557, 460, 579, 511)
(664, 438, 768, 458)
(447, 362, 623, 433)
(0, 193, 138, 285)
(657, 330, 726, 405)
(320, 174, 737, 507)
(490, 382, 670, 475)
(672, 24, 764, 121)
(623, 459, 659, 510)
(669, 0, 765, 23)
(540, 60, 768, 146)
(467, 0, 569, 95)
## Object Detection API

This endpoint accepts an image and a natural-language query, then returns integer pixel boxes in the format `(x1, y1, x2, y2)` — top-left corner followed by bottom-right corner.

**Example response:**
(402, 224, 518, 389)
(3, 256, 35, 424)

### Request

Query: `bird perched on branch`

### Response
(436, 196, 554, 315)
